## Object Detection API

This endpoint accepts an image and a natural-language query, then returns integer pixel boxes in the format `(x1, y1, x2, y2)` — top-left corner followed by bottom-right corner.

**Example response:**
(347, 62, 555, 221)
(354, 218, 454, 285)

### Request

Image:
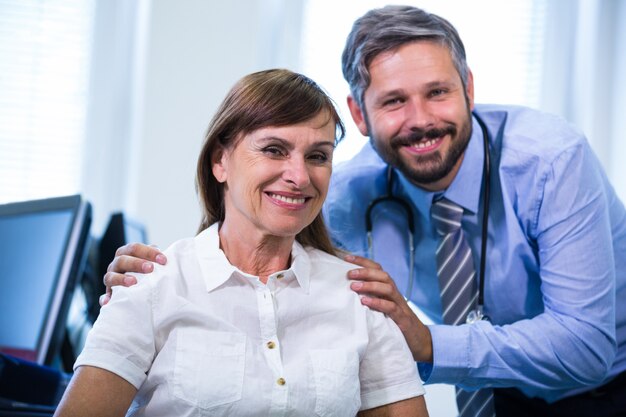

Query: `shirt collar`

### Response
(194, 223, 311, 293)
(290, 240, 311, 293)
(445, 116, 484, 214)
(395, 115, 484, 214)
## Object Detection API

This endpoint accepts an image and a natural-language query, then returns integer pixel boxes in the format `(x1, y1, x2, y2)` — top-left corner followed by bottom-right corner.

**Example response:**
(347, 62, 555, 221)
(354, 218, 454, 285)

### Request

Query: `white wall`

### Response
(132, 0, 255, 247)
(136, 0, 305, 247)
(85, 0, 304, 246)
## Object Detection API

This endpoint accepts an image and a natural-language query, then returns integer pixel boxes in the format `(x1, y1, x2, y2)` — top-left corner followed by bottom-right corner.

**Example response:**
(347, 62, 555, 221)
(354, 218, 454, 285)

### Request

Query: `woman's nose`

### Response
(283, 157, 311, 188)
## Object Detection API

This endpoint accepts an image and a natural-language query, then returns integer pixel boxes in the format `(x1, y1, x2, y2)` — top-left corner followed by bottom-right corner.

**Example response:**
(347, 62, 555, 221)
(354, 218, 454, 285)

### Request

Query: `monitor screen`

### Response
(0, 195, 91, 366)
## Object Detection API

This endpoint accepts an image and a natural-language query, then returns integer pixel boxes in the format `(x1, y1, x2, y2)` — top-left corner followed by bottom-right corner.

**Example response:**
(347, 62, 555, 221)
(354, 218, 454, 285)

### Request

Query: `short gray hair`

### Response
(341, 5, 469, 109)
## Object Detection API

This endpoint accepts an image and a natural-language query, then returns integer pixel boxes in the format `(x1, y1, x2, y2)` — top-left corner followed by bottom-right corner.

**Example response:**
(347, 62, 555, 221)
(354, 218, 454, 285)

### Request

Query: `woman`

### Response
(54, 69, 428, 416)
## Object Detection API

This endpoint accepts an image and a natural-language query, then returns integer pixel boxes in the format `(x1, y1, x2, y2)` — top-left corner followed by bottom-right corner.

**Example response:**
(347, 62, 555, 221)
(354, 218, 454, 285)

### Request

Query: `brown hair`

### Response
(196, 69, 345, 255)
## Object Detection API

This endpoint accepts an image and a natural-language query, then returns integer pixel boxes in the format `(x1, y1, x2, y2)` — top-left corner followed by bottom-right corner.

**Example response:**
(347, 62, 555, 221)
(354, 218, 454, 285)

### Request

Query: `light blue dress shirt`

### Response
(324, 104, 626, 402)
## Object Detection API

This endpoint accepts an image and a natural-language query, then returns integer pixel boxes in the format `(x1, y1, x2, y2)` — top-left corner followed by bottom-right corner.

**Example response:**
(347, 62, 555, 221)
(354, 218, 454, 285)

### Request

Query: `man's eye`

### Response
(428, 89, 446, 98)
(383, 97, 403, 106)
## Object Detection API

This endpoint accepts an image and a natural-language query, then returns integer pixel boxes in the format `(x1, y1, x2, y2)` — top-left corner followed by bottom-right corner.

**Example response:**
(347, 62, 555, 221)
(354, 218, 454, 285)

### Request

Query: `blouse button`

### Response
(277, 377, 286, 386)
(266, 341, 276, 349)
(276, 273, 284, 280)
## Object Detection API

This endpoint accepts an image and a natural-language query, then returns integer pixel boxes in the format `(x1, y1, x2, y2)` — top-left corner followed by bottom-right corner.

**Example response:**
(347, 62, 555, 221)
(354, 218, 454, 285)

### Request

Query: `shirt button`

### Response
(277, 377, 286, 386)
(266, 341, 276, 349)
(276, 273, 284, 280)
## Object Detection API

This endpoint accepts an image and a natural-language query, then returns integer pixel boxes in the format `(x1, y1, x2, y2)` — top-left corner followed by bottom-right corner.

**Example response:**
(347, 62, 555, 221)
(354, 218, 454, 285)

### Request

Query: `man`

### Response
(103, 5, 626, 416)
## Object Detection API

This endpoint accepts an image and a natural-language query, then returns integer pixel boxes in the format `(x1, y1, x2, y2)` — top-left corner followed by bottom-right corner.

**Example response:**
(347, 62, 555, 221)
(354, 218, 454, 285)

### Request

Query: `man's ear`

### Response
(211, 146, 228, 183)
(466, 69, 475, 110)
(347, 95, 369, 136)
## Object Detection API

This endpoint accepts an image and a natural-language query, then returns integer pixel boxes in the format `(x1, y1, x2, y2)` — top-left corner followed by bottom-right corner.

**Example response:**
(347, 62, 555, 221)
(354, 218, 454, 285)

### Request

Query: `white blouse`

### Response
(76, 223, 424, 417)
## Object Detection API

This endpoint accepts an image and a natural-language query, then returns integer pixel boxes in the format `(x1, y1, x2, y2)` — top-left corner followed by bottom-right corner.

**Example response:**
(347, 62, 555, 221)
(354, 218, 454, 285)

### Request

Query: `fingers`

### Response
(114, 243, 167, 265)
(358, 293, 402, 316)
(99, 293, 110, 307)
(99, 282, 116, 307)
(357, 285, 416, 335)
(350, 279, 399, 301)
(99, 243, 165, 308)
(343, 255, 434, 362)
(347, 263, 405, 310)
(106, 252, 159, 276)
(343, 254, 383, 270)
(103, 271, 137, 289)
(107, 243, 165, 280)
(348, 266, 400, 293)
(100, 271, 138, 306)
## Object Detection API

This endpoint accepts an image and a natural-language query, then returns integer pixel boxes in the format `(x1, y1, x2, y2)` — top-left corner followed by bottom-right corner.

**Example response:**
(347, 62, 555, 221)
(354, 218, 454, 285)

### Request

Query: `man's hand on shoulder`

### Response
(344, 254, 433, 363)
(99, 243, 167, 306)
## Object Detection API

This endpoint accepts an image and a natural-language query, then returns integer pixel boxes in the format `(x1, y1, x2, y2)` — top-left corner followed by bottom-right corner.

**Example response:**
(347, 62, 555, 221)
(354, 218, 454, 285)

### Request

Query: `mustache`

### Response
(390, 125, 457, 148)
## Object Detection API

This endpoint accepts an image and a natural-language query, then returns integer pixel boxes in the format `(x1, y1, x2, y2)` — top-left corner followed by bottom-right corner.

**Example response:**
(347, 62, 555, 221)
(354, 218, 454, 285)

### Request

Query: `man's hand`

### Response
(345, 254, 433, 363)
(99, 243, 167, 306)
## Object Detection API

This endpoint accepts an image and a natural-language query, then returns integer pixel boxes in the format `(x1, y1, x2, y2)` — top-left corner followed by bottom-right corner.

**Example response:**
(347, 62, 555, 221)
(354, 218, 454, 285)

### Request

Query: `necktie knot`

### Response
(431, 197, 464, 235)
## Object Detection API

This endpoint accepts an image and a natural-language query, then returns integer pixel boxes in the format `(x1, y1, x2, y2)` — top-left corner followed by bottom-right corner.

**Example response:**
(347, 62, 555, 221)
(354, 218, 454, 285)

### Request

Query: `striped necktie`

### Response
(431, 197, 495, 417)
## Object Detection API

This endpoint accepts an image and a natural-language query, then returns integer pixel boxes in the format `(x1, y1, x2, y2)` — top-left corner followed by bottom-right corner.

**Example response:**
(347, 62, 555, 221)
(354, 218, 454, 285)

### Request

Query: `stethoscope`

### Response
(365, 111, 491, 323)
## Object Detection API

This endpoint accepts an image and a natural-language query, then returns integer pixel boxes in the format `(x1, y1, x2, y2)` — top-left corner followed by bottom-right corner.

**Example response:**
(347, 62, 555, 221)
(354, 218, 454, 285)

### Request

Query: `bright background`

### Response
(2, 1, 625, 414)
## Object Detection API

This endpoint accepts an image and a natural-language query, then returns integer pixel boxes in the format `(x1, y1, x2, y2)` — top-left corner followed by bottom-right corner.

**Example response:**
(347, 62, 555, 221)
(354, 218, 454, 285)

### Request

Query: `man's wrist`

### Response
(409, 320, 433, 362)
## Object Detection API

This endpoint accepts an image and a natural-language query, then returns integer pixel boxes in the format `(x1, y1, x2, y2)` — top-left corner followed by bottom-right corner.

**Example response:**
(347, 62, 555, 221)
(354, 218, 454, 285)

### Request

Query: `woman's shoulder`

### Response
(132, 236, 197, 289)
(302, 247, 361, 292)
(304, 247, 356, 271)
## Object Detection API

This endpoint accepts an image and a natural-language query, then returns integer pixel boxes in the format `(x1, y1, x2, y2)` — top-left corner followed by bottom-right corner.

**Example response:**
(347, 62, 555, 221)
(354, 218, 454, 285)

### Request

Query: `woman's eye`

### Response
(263, 146, 285, 156)
(308, 152, 329, 163)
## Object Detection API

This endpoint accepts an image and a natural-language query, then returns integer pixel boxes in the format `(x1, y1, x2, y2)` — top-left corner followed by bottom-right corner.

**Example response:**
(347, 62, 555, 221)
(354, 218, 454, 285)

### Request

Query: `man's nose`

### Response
(404, 98, 436, 129)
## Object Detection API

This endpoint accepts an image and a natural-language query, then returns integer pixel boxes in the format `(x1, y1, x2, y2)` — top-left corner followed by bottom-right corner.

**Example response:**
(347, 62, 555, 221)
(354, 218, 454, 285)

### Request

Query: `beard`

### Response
(368, 108, 473, 187)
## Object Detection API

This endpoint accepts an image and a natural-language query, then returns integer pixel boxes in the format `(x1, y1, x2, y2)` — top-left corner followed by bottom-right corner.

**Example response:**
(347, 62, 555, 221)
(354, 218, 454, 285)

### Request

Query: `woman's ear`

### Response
(211, 146, 228, 183)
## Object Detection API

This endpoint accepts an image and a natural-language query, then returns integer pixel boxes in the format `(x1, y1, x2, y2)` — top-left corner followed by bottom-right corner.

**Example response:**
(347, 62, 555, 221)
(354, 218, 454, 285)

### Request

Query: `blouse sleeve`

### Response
(74, 275, 156, 389)
(358, 307, 426, 410)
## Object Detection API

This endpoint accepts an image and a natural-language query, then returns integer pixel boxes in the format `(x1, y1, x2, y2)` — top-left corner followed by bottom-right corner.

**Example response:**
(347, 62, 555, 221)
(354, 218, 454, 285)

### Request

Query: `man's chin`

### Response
(401, 169, 448, 186)
(375, 143, 453, 184)
(393, 152, 456, 183)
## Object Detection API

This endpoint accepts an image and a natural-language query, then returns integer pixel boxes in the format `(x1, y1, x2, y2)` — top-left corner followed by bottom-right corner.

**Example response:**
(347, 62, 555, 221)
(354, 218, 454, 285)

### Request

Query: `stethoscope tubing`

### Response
(366, 163, 416, 298)
(477, 113, 490, 312)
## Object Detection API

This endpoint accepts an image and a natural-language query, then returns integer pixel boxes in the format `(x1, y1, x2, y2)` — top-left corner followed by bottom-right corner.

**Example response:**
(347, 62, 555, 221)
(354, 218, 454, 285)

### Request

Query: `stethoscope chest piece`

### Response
(466, 306, 490, 323)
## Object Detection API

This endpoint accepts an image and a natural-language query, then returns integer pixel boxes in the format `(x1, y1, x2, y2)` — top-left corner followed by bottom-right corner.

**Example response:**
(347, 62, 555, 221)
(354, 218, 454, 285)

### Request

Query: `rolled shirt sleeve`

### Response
(74, 277, 156, 389)
(360, 307, 425, 410)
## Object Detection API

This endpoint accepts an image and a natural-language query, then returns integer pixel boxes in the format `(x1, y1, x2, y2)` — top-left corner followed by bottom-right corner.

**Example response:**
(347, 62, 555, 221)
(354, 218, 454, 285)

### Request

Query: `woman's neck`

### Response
(218, 222, 294, 284)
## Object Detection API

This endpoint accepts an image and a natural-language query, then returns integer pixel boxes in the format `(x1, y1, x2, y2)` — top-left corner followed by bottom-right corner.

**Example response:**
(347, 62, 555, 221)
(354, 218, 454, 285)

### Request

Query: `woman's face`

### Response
(213, 111, 336, 240)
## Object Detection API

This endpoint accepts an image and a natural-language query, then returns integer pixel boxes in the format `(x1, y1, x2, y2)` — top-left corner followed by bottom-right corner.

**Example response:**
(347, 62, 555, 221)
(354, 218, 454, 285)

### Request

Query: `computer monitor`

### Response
(0, 195, 92, 366)
(79, 212, 147, 323)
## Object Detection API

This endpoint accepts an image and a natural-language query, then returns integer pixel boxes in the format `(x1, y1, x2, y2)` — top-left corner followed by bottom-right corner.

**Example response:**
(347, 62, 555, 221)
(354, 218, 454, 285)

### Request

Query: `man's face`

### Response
(348, 41, 474, 191)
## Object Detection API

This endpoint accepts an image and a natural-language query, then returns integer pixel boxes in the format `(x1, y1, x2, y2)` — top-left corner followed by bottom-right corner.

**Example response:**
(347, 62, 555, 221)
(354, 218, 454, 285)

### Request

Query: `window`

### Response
(0, 0, 95, 204)
(300, 0, 548, 164)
